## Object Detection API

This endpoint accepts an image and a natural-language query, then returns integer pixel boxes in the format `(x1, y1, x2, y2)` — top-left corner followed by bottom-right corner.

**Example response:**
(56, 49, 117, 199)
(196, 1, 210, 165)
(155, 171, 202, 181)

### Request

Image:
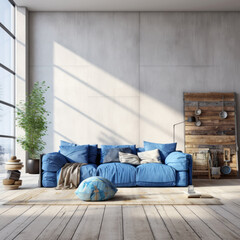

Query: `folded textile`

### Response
(56, 163, 87, 190)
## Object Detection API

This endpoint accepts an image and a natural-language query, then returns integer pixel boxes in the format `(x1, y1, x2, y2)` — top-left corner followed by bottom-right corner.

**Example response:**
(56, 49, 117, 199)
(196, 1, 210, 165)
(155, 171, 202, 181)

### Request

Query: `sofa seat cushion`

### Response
(165, 152, 191, 171)
(57, 164, 97, 184)
(42, 171, 57, 187)
(42, 152, 68, 172)
(75, 176, 118, 201)
(136, 163, 176, 187)
(97, 163, 136, 187)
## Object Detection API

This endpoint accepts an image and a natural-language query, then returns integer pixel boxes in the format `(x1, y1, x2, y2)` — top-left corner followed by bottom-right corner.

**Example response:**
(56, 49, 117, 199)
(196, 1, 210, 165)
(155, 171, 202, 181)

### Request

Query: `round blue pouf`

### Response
(75, 176, 118, 201)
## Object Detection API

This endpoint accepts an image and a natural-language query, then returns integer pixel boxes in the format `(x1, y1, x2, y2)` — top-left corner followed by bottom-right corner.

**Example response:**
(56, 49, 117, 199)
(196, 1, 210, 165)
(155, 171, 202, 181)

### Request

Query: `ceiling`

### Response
(14, 0, 240, 11)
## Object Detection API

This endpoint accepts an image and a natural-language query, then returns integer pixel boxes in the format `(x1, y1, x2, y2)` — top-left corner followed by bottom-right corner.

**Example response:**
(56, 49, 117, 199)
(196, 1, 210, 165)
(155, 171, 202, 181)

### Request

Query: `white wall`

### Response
(16, 7, 28, 170)
(29, 12, 240, 153)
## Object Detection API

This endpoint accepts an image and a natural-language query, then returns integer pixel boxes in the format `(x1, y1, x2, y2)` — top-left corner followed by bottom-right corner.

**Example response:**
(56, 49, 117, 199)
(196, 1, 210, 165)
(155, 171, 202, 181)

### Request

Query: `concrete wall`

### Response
(29, 12, 240, 153)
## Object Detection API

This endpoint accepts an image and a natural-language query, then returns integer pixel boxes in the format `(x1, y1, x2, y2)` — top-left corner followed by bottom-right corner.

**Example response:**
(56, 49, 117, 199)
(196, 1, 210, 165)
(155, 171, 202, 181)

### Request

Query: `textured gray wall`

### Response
(29, 12, 240, 152)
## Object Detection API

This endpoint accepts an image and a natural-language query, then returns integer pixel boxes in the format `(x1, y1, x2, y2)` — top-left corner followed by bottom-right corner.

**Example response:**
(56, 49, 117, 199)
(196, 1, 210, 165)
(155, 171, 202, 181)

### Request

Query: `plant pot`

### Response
(27, 159, 39, 174)
(211, 167, 221, 175)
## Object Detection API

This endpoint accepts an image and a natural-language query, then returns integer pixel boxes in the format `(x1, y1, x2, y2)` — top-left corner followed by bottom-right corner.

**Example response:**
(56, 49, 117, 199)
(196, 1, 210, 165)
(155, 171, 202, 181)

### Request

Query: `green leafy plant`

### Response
(16, 81, 50, 159)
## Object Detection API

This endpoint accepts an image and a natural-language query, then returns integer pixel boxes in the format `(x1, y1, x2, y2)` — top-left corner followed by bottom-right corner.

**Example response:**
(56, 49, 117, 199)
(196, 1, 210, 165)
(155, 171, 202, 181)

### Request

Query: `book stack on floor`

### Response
(3, 156, 23, 190)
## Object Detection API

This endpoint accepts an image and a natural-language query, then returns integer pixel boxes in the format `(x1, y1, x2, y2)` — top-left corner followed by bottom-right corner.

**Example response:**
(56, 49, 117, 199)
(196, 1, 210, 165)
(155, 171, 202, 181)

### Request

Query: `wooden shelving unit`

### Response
(184, 92, 239, 178)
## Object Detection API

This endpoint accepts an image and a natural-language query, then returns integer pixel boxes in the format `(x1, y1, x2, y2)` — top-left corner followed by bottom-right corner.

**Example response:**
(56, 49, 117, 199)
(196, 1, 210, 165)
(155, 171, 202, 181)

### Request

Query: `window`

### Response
(0, 0, 15, 172)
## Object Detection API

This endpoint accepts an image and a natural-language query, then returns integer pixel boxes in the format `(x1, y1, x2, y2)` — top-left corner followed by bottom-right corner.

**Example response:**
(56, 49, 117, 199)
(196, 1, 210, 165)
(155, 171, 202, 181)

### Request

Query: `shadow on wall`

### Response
(29, 12, 194, 150)
(54, 96, 131, 143)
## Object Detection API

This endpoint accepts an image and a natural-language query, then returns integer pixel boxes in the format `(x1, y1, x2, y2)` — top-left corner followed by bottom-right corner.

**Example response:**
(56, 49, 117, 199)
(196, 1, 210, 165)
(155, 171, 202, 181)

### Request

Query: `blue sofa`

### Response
(40, 145, 192, 188)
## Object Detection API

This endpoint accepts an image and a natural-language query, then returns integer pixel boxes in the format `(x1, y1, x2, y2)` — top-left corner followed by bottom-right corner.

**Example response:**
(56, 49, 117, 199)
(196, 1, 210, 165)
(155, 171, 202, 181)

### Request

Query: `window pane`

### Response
(0, 137, 14, 173)
(0, 27, 14, 70)
(0, 0, 14, 33)
(0, 67, 14, 104)
(0, 103, 14, 136)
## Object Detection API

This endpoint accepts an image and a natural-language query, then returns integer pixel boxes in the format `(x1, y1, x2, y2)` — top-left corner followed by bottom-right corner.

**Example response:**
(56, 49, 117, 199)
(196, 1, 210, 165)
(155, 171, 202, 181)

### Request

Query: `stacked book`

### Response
(3, 156, 23, 190)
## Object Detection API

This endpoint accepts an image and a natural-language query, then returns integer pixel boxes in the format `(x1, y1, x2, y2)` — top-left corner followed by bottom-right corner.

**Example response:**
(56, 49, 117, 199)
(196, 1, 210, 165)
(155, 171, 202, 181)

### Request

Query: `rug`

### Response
(4, 187, 222, 205)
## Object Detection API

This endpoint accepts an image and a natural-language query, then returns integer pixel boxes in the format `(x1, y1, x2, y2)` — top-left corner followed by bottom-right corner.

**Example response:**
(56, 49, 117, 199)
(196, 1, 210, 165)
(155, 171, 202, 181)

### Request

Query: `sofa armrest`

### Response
(165, 151, 193, 185)
(42, 152, 68, 172)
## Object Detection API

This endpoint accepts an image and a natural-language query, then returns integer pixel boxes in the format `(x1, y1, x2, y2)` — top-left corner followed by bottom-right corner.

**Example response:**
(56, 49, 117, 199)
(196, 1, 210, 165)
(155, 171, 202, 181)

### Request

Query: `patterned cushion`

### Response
(75, 176, 118, 201)
(119, 152, 140, 165)
(137, 149, 161, 164)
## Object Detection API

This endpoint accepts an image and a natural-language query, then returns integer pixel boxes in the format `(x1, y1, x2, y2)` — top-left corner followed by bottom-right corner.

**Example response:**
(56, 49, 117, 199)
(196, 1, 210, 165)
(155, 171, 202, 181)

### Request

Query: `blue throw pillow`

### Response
(42, 152, 68, 172)
(60, 140, 98, 164)
(75, 176, 118, 201)
(60, 140, 75, 147)
(100, 145, 137, 163)
(59, 145, 89, 163)
(144, 141, 177, 161)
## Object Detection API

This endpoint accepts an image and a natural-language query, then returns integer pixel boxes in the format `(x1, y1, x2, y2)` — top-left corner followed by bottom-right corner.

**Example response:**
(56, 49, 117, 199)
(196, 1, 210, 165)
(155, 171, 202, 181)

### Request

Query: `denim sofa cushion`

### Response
(97, 162, 136, 187)
(100, 145, 137, 163)
(59, 145, 89, 163)
(144, 141, 177, 162)
(57, 163, 97, 184)
(60, 140, 98, 164)
(103, 147, 132, 163)
(75, 176, 118, 201)
(176, 171, 188, 186)
(165, 151, 191, 171)
(42, 152, 67, 172)
(136, 163, 176, 187)
(42, 171, 57, 187)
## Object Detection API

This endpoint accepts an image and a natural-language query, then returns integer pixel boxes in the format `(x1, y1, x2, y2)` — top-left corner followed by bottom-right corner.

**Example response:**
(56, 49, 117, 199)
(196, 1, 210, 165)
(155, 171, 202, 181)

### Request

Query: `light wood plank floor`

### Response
(0, 174, 240, 240)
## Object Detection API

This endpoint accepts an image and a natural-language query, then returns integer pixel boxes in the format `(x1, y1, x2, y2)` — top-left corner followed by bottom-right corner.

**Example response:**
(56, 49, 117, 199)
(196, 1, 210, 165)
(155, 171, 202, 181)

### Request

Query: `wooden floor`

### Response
(0, 174, 240, 240)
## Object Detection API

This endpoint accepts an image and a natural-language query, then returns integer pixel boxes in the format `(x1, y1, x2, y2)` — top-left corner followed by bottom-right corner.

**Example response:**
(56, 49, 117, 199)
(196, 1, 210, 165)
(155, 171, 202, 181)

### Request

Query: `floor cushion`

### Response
(57, 164, 97, 184)
(75, 176, 118, 201)
(97, 163, 136, 187)
(136, 163, 176, 187)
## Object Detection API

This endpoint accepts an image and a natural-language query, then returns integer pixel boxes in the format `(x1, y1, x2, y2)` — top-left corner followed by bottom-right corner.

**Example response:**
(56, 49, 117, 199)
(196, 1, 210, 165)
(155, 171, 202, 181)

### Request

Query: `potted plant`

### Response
(16, 81, 50, 174)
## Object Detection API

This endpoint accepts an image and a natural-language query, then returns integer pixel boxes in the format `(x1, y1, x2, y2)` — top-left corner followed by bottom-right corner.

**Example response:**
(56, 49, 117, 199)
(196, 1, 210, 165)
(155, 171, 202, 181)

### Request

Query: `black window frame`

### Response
(0, 0, 16, 157)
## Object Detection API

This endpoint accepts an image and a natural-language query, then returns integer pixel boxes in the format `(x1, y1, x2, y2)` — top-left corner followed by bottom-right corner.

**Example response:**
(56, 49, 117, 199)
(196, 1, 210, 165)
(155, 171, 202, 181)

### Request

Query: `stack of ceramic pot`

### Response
(3, 156, 23, 190)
